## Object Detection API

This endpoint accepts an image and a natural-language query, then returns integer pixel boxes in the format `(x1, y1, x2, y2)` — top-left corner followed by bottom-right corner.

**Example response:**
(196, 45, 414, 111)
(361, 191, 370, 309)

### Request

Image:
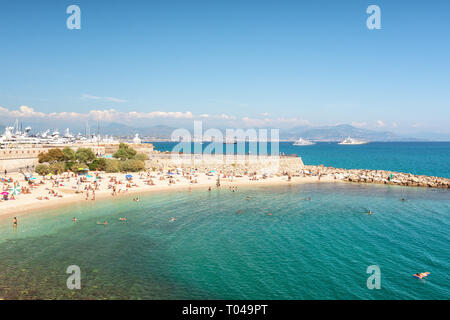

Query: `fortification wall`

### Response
(0, 145, 105, 171)
(145, 153, 303, 173)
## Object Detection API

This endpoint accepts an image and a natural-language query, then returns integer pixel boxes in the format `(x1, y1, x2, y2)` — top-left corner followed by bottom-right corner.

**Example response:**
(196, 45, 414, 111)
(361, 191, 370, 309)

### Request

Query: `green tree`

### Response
(75, 148, 96, 164)
(35, 164, 50, 175)
(118, 159, 145, 172)
(104, 159, 120, 173)
(49, 162, 66, 175)
(38, 148, 65, 163)
(62, 147, 76, 161)
(113, 143, 137, 160)
(71, 162, 88, 173)
(89, 158, 107, 171)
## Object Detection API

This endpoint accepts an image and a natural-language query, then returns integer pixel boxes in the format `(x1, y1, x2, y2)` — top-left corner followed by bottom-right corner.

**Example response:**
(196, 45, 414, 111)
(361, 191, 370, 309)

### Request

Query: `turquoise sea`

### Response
(0, 182, 449, 300)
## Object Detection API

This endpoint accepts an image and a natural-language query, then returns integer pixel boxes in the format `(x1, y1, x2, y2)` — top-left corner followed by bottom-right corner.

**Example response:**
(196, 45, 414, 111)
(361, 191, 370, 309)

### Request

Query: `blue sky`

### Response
(0, 0, 449, 133)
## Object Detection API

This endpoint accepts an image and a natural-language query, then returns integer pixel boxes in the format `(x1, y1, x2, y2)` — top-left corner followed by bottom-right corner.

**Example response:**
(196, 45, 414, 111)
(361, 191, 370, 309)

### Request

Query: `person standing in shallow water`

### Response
(13, 217, 17, 228)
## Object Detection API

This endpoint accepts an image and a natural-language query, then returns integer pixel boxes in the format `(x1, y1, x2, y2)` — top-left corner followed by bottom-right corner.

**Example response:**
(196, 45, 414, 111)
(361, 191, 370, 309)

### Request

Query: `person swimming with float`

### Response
(413, 272, 430, 279)
(119, 217, 127, 221)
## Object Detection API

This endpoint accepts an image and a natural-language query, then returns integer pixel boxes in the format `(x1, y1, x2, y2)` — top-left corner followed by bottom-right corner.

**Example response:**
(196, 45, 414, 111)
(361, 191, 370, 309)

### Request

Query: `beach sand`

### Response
(0, 171, 335, 219)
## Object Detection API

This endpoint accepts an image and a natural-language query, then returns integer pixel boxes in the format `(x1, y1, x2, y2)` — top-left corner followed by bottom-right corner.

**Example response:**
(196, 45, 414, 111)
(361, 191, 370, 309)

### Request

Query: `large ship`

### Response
(338, 137, 369, 145)
(293, 138, 315, 146)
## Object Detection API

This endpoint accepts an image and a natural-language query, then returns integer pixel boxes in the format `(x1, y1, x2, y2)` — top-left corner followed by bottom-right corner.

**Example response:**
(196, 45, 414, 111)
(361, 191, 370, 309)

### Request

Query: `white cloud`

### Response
(81, 94, 128, 103)
(0, 106, 193, 122)
(241, 116, 310, 127)
(377, 120, 386, 127)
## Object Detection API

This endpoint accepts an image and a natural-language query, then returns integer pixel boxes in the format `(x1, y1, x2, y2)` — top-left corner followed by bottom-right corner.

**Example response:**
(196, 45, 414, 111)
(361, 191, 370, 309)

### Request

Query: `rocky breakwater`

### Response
(303, 165, 450, 189)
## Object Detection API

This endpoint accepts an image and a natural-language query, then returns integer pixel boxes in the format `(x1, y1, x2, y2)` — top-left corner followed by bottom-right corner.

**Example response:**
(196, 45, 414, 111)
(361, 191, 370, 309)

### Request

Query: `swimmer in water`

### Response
(237, 210, 242, 214)
(401, 198, 406, 202)
(368, 210, 373, 215)
(246, 196, 251, 200)
(268, 212, 272, 216)
(13, 217, 18, 227)
(306, 197, 311, 201)
(73, 217, 77, 222)
(96, 221, 108, 225)
(119, 218, 127, 221)
(170, 217, 176, 222)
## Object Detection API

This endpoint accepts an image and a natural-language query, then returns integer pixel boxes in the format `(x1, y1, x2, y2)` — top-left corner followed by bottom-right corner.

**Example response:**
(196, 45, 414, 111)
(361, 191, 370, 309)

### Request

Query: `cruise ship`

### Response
(338, 137, 369, 145)
(293, 138, 315, 146)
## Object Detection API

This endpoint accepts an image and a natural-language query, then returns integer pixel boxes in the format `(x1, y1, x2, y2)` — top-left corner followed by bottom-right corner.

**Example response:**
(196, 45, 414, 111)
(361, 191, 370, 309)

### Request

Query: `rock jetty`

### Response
(302, 165, 450, 189)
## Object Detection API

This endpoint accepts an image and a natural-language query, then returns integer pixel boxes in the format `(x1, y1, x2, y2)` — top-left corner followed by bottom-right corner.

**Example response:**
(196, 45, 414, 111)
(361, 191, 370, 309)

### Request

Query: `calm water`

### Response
(0, 183, 449, 299)
(150, 142, 450, 178)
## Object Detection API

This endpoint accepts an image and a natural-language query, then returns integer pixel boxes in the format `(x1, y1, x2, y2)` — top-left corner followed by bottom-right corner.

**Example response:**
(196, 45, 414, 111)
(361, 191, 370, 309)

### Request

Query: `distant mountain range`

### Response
(95, 123, 450, 142)
(281, 124, 416, 142)
(1, 121, 450, 142)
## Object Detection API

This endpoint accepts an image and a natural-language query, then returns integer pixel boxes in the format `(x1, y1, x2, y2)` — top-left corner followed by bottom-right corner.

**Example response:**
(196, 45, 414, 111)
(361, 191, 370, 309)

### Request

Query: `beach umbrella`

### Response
(9, 186, 21, 195)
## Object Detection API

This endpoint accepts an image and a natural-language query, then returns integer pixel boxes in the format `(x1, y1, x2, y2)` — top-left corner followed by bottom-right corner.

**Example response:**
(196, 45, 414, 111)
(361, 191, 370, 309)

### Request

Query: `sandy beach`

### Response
(0, 170, 335, 219)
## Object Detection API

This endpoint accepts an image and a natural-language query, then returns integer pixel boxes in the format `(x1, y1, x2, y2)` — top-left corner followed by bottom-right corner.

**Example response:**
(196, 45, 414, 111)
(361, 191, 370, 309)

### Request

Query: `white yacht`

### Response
(293, 138, 315, 146)
(338, 137, 369, 145)
(0, 120, 119, 147)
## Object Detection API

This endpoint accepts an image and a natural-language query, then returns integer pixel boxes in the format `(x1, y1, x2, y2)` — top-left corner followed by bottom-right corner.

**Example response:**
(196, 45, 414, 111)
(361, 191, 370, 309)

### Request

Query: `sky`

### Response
(0, 0, 449, 133)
